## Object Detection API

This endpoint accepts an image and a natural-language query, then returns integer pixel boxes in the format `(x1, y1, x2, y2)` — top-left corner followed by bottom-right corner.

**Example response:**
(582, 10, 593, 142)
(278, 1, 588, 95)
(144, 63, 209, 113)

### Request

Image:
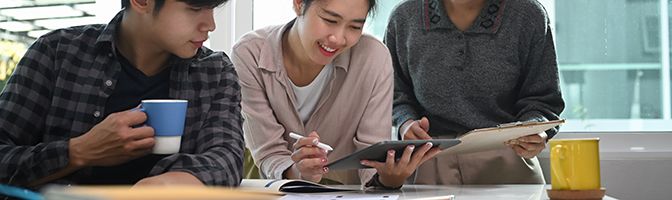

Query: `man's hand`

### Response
(135, 172, 203, 186)
(506, 132, 548, 159)
(401, 117, 432, 140)
(69, 109, 155, 167)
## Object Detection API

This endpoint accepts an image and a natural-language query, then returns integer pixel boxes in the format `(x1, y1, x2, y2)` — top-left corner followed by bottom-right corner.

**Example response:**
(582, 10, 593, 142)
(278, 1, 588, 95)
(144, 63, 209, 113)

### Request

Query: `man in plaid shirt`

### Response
(0, 0, 243, 186)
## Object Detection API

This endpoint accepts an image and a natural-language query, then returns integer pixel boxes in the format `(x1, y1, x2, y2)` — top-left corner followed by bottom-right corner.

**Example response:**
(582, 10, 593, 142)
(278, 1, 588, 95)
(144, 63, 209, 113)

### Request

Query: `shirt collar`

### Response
(258, 19, 351, 73)
(421, 0, 507, 34)
(96, 10, 123, 49)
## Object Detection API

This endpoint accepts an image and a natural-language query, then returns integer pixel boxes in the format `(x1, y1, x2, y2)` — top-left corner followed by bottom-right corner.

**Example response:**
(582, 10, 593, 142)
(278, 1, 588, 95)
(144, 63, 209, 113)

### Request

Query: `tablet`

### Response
(326, 139, 461, 170)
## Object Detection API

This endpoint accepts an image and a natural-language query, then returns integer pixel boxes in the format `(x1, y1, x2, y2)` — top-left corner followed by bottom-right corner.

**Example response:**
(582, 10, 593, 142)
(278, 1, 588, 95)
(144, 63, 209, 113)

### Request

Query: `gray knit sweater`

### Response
(386, 0, 565, 138)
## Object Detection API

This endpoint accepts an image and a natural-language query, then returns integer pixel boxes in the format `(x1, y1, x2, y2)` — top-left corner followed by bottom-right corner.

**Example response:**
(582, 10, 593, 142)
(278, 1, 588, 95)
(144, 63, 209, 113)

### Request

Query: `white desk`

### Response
(298, 184, 617, 200)
(40, 184, 618, 200)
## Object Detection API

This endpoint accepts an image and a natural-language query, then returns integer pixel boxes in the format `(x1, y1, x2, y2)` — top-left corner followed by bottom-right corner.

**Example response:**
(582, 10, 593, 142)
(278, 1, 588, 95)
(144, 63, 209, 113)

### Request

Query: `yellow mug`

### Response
(549, 138, 601, 190)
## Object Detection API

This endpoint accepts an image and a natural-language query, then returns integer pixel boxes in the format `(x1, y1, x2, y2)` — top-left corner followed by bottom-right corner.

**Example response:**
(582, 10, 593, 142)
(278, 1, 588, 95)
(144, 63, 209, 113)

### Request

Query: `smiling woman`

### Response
(233, 0, 442, 190)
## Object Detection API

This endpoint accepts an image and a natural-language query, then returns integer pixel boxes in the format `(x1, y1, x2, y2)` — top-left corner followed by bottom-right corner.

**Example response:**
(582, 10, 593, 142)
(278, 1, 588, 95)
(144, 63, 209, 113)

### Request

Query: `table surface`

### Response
(298, 184, 618, 200)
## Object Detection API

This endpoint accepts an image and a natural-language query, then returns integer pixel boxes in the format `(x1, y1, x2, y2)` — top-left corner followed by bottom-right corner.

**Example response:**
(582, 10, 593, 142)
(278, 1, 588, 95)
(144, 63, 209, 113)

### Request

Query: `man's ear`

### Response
(136, 0, 148, 6)
(292, 0, 304, 16)
(129, 0, 152, 14)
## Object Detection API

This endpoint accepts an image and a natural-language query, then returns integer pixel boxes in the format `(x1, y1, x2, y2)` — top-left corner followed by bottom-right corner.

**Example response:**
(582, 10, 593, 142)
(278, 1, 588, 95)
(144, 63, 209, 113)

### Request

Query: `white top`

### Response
(290, 63, 334, 124)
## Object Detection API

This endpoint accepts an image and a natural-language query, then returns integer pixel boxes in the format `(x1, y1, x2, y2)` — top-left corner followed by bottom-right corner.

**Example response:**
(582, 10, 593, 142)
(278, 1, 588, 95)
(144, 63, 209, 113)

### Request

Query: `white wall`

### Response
(253, 0, 294, 29)
(94, 0, 121, 23)
(210, 0, 253, 55)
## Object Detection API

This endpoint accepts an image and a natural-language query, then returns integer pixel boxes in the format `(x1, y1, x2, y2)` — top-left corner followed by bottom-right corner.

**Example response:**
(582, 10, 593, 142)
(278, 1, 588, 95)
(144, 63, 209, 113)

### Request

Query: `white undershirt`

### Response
(290, 63, 334, 124)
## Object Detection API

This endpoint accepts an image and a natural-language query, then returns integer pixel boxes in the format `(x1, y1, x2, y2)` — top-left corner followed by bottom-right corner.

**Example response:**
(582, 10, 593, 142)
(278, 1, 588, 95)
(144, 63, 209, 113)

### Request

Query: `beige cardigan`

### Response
(232, 22, 393, 185)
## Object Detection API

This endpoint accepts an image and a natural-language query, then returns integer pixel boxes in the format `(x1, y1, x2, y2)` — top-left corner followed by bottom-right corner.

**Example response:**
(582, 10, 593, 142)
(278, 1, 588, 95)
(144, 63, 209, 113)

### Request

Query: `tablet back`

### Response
(326, 139, 461, 170)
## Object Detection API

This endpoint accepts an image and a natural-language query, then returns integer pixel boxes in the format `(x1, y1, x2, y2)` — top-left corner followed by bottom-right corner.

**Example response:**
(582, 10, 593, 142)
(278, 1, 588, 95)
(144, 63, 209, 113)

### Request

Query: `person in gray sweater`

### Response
(386, 0, 565, 184)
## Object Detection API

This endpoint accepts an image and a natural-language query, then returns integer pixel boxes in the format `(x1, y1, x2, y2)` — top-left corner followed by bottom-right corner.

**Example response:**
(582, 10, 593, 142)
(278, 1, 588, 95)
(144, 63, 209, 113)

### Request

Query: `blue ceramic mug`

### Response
(141, 99, 188, 154)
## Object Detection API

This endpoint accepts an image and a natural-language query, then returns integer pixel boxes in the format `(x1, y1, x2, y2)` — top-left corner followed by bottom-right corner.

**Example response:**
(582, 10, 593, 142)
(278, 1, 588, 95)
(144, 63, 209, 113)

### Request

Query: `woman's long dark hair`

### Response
(301, 0, 377, 16)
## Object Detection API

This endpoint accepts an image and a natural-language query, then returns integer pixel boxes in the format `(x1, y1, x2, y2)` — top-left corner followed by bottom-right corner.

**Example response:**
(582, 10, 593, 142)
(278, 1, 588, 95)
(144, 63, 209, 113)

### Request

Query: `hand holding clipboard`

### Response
(440, 119, 565, 155)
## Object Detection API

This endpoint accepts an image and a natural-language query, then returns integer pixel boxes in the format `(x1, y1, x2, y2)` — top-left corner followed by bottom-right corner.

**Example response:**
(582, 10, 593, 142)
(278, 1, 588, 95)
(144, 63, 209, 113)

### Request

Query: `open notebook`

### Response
(440, 119, 565, 155)
(239, 179, 356, 193)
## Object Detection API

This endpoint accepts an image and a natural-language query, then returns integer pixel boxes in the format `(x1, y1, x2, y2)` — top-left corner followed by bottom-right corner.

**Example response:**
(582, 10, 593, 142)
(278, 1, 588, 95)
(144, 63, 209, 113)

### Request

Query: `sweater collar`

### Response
(421, 0, 507, 34)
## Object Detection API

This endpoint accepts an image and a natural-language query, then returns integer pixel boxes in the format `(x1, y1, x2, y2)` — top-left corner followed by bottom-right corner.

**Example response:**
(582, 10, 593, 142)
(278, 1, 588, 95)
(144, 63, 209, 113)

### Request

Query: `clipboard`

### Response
(440, 119, 565, 155)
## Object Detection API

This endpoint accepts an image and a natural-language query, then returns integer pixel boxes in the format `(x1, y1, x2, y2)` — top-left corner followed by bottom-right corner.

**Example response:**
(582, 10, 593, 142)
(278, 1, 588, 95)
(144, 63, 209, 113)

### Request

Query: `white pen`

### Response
(289, 132, 334, 152)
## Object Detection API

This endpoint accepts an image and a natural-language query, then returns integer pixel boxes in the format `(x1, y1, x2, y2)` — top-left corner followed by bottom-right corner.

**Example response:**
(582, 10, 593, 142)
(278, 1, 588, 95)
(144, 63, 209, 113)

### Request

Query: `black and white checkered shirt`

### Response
(0, 11, 243, 186)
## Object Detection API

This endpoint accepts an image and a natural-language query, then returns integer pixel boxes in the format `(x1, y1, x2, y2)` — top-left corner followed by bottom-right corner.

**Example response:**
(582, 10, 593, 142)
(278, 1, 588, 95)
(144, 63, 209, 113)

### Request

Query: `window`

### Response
(250, 0, 672, 132)
(3, 0, 670, 132)
(0, 0, 118, 90)
(554, 0, 671, 131)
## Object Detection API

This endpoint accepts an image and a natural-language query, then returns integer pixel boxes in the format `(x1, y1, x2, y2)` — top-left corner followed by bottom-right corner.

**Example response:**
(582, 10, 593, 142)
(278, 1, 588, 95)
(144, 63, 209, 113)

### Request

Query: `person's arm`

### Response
(355, 42, 440, 189)
(1, 38, 160, 185)
(0, 37, 73, 186)
(385, 15, 422, 140)
(32, 109, 154, 186)
(230, 41, 296, 180)
(134, 171, 203, 186)
(352, 43, 395, 185)
(508, 8, 565, 158)
(144, 55, 244, 186)
(514, 12, 565, 139)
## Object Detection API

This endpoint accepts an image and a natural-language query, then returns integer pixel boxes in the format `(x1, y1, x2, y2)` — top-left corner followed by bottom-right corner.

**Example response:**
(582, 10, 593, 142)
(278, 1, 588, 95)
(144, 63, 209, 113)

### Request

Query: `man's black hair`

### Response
(121, 0, 228, 12)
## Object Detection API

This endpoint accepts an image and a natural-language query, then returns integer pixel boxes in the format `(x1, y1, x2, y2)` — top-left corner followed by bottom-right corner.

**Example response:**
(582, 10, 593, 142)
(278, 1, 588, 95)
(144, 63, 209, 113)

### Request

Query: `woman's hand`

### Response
(285, 131, 329, 182)
(360, 142, 441, 188)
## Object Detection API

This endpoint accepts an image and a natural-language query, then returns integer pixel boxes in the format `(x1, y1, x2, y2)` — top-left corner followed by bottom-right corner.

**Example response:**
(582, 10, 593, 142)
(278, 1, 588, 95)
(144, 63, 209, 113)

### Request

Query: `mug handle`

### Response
(551, 144, 570, 188)
(132, 104, 146, 112)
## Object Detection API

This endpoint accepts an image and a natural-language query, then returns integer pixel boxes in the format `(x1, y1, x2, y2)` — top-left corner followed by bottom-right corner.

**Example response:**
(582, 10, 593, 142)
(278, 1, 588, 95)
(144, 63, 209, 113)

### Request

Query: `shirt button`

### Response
(93, 111, 101, 118)
(458, 50, 465, 55)
(107, 53, 113, 57)
(457, 35, 464, 40)
(105, 80, 113, 87)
